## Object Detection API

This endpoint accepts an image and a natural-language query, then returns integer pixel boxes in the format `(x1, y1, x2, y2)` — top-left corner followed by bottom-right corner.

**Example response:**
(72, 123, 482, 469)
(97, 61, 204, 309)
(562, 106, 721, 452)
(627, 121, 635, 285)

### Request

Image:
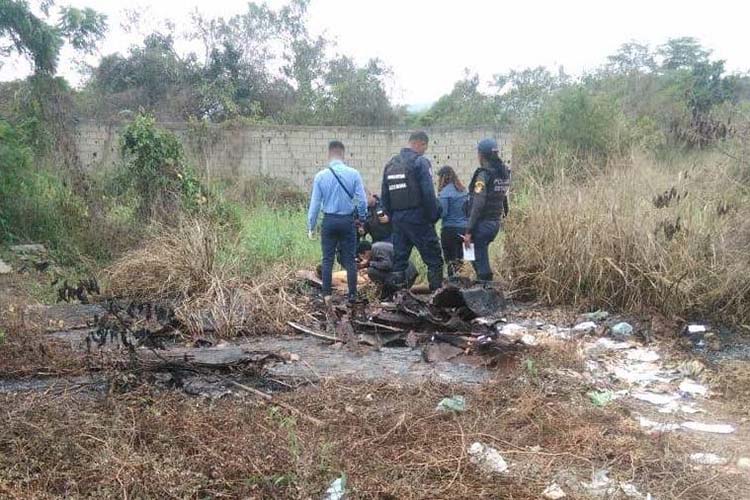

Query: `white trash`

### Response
(679, 379, 709, 397)
(0, 259, 11, 274)
(573, 321, 597, 332)
(687, 325, 707, 334)
(639, 416, 680, 432)
(582, 469, 616, 495)
(542, 482, 566, 499)
(620, 482, 652, 499)
(632, 391, 680, 406)
(658, 401, 702, 415)
(613, 363, 668, 385)
(323, 475, 346, 500)
(467, 442, 508, 474)
(520, 334, 538, 346)
(681, 421, 735, 434)
(737, 457, 750, 469)
(627, 349, 660, 362)
(690, 453, 728, 465)
(499, 323, 527, 338)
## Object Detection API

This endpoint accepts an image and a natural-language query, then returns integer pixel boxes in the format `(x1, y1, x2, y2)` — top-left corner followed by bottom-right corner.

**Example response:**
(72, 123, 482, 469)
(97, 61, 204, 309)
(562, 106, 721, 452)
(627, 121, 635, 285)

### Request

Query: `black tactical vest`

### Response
(468, 165, 510, 220)
(384, 154, 422, 211)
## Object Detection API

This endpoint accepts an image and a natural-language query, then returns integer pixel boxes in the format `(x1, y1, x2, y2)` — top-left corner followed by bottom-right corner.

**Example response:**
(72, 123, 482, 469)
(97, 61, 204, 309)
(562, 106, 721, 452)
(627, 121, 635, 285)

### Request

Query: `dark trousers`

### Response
(368, 263, 418, 298)
(472, 219, 501, 281)
(440, 225, 466, 277)
(392, 220, 444, 290)
(321, 214, 357, 300)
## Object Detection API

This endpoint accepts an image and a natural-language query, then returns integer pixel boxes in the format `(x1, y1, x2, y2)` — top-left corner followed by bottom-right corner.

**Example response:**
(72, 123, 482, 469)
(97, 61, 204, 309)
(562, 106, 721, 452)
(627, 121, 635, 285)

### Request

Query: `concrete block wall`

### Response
(75, 121, 511, 194)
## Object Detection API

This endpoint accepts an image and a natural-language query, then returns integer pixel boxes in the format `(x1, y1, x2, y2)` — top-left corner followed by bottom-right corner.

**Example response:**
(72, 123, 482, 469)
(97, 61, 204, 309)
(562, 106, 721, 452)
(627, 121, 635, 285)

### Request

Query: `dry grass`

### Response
(0, 365, 742, 500)
(106, 219, 220, 303)
(504, 151, 750, 325)
(105, 219, 307, 337)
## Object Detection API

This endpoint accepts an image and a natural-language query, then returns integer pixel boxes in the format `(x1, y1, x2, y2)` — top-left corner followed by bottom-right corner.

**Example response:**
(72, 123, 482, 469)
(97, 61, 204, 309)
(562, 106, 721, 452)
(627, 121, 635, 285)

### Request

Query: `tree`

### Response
(317, 56, 397, 126)
(493, 66, 568, 125)
(657, 37, 710, 71)
(417, 72, 497, 127)
(0, 0, 106, 75)
(606, 42, 656, 74)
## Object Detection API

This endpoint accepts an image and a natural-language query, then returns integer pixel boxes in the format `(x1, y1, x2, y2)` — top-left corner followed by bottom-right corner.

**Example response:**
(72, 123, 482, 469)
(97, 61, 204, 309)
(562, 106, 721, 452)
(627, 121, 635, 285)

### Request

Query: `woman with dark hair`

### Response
(463, 139, 511, 283)
(437, 165, 468, 277)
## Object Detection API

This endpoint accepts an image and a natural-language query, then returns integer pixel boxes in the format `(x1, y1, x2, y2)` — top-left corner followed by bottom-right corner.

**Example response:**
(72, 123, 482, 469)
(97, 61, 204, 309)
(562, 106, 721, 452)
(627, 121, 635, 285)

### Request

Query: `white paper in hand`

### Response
(463, 243, 476, 262)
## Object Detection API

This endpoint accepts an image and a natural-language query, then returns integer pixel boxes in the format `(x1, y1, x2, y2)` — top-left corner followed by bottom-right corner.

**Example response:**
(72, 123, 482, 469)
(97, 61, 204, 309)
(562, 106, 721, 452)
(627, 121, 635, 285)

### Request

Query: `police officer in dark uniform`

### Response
(381, 131, 444, 291)
(464, 138, 511, 283)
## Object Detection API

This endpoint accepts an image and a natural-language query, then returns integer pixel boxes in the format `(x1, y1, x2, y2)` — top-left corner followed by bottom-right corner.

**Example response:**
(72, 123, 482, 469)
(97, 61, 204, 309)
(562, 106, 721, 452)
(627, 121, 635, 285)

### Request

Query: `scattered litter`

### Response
(0, 259, 11, 274)
(468, 442, 508, 474)
(658, 401, 702, 415)
(639, 416, 680, 432)
(499, 323, 527, 337)
(585, 310, 610, 321)
(436, 395, 466, 413)
(582, 469, 616, 495)
(589, 337, 632, 350)
(679, 378, 708, 397)
(542, 482, 566, 499)
(588, 390, 616, 407)
(585, 360, 601, 372)
(613, 363, 669, 385)
(322, 475, 346, 500)
(573, 321, 597, 332)
(619, 482, 652, 499)
(687, 324, 707, 334)
(610, 322, 634, 339)
(681, 421, 735, 434)
(632, 391, 679, 406)
(627, 348, 660, 362)
(690, 453, 728, 465)
(737, 457, 750, 469)
(520, 334, 538, 346)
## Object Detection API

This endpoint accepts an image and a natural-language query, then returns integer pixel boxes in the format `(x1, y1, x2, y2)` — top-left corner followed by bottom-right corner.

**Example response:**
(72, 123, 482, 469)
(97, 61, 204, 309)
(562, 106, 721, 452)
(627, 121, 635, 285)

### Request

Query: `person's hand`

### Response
(378, 213, 389, 224)
(462, 233, 473, 250)
(308, 229, 315, 240)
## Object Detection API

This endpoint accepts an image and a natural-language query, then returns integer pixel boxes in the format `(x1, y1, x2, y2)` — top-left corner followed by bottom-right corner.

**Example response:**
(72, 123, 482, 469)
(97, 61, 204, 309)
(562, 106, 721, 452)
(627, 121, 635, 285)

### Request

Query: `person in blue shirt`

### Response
(381, 131, 444, 291)
(307, 140, 367, 302)
(437, 165, 468, 277)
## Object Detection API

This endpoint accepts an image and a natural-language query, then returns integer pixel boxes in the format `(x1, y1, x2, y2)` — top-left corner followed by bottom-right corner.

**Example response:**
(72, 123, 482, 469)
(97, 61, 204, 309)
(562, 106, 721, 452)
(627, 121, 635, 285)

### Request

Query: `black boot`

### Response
(428, 267, 444, 291)
(389, 271, 407, 289)
(476, 273, 494, 287)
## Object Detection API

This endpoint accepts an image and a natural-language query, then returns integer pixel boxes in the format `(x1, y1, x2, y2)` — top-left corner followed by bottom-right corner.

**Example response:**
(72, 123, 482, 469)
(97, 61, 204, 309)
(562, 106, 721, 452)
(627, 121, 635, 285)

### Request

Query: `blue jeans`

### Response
(392, 219, 444, 290)
(321, 214, 357, 300)
(472, 219, 501, 282)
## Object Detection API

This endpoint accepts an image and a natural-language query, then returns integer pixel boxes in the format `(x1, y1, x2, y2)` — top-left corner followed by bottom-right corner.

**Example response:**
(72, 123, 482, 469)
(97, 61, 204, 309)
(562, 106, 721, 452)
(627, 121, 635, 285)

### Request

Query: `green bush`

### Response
(514, 86, 635, 183)
(0, 119, 88, 253)
(120, 113, 205, 217)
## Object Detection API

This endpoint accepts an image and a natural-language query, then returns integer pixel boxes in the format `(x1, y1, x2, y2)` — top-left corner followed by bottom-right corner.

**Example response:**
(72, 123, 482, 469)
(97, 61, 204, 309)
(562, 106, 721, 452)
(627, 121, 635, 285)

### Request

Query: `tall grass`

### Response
(233, 206, 319, 274)
(503, 150, 750, 324)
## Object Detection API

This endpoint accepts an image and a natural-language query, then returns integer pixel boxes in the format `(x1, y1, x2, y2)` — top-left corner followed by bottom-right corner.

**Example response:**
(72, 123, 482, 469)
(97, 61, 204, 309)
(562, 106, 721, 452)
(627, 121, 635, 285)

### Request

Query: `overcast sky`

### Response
(1, 0, 748, 105)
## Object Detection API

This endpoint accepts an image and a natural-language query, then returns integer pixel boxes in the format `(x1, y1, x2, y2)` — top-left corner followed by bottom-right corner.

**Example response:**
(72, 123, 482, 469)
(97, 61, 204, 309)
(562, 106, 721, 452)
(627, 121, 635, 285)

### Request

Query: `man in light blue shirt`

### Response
(307, 140, 367, 302)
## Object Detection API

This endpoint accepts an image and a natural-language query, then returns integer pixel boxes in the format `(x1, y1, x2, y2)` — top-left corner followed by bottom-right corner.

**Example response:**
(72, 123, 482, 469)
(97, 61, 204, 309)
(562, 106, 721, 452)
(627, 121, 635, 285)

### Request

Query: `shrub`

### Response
(0, 119, 89, 254)
(120, 113, 205, 218)
(514, 86, 636, 183)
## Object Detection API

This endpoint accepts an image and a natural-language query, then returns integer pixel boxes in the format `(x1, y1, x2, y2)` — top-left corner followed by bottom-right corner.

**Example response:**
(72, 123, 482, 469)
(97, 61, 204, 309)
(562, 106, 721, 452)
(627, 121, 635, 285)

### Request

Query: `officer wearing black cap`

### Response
(463, 138, 511, 283)
(381, 131, 444, 291)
